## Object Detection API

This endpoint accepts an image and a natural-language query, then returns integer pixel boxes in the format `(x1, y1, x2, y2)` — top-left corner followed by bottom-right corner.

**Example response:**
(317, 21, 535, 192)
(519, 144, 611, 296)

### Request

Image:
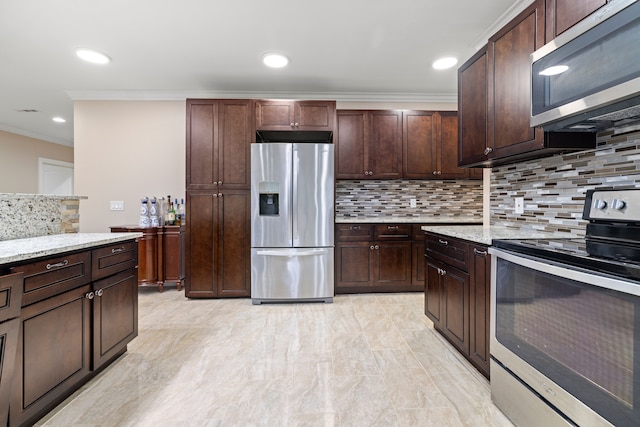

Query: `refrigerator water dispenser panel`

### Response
(258, 182, 279, 216)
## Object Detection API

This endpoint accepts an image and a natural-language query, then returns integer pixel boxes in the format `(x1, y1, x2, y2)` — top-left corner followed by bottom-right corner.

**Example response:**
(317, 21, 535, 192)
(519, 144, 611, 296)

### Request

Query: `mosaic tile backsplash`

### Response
(336, 180, 483, 219)
(490, 129, 640, 237)
(0, 194, 85, 241)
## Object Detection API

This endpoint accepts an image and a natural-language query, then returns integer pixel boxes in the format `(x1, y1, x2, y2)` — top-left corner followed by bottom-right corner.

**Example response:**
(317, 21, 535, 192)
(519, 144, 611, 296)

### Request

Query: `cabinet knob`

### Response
(96, 289, 104, 297)
(291, 123, 295, 127)
(437, 171, 442, 175)
(294, 123, 299, 127)
(374, 245, 379, 250)
(85, 292, 94, 300)
(370, 245, 375, 250)
(213, 194, 218, 198)
(432, 171, 438, 175)
(218, 193, 223, 198)
(217, 181, 223, 185)
(484, 147, 493, 155)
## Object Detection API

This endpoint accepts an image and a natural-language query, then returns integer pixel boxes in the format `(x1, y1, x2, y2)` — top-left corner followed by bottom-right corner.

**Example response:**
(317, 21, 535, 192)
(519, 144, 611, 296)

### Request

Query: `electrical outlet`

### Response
(410, 198, 417, 208)
(514, 197, 524, 214)
(110, 200, 124, 211)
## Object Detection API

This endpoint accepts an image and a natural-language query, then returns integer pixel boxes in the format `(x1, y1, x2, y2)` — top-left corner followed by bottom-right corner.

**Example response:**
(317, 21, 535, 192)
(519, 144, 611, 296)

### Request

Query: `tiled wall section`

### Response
(336, 180, 483, 219)
(490, 129, 640, 237)
(0, 194, 85, 241)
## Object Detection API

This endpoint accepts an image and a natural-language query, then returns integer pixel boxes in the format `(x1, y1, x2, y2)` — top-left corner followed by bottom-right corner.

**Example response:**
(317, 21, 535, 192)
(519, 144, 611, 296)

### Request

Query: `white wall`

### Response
(0, 130, 74, 193)
(74, 100, 186, 232)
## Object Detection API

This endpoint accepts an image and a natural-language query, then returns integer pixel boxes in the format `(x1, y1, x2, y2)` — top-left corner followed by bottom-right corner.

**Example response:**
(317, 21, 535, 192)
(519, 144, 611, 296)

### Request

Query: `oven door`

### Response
(489, 247, 640, 427)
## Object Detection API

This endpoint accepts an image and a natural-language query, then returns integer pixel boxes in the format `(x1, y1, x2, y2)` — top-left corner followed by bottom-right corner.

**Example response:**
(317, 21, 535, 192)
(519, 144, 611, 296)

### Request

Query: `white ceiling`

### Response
(0, 0, 530, 147)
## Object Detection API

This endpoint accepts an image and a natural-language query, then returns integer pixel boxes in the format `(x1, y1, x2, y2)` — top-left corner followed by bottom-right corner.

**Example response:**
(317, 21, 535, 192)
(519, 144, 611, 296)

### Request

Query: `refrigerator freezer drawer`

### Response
(251, 248, 334, 304)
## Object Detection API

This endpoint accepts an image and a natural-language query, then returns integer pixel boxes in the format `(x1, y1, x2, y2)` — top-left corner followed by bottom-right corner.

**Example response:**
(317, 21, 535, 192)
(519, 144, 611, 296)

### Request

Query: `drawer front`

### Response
(373, 224, 412, 241)
(425, 233, 469, 272)
(11, 252, 91, 306)
(0, 272, 23, 322)
(92, 241, 138, 281)
(336, 224, 374, 242)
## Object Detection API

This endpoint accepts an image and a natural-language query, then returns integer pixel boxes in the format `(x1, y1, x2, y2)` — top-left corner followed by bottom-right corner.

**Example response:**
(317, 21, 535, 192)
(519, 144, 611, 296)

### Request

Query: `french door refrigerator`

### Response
(251, 139, 334, 304)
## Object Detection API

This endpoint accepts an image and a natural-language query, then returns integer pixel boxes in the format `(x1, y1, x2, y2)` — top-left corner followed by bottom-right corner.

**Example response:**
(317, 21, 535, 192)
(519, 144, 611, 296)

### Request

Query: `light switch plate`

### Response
(410, 198, 417, 208)
(110, 200, 124, 211)
(515, 197, 524, 214)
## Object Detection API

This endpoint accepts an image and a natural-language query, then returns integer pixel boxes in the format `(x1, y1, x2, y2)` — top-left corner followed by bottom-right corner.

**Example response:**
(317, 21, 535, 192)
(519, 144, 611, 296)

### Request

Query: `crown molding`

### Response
(66, 90, 457, 104)
(471, 0, 536, 51)
(0, 123, 72, 147)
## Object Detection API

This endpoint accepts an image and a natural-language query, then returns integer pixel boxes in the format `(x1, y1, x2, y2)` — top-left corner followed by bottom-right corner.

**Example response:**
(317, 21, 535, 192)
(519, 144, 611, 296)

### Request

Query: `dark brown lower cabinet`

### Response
(335, 223, 417, 293)
(0, 272, 22, 427)
(11, 284, 92, 427)
(425, 258, 469, 354)
(424, 232, 490, 378)
(8, 240, 138, 427)
(92, 268, 138, 369)
(185, 190, 251, 298)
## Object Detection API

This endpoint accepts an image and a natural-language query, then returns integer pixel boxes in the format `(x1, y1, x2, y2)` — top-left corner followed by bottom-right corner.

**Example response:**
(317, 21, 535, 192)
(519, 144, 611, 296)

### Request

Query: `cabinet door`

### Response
(336, 110, 368, 179)
(218, 99, 253, 189)
(217, 190, 251, 297)
(546, 0, 607, 39)
(458, 47, 489, 167)
(255, 100, 295, 130)
(403, 110, 436, 178)
(0, 318, 19, 427)
(187, 100, 218, 188)
(469, 245, 490, 378)
(185, 191, 217, 297)
(425, 259, 443, 327)
(136, 227, 159, 286)
(488, 0, 546, 159)
(369, 111, 403, 179)
(11, 285, 91, 427)
(373, 241, 411, 286)
(295, 101, 335, 131)
(442, 264, 470, 355)
(92, 268, 138, 370)
(335, 241, 373, 289)
(437, 112, 469, 179)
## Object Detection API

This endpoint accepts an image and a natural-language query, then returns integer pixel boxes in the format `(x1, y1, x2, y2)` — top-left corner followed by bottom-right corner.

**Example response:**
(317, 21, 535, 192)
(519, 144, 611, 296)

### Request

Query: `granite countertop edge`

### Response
(0, 233, 143, 265)
(335, 217, 483, 224)
(421, 225, 575, 245)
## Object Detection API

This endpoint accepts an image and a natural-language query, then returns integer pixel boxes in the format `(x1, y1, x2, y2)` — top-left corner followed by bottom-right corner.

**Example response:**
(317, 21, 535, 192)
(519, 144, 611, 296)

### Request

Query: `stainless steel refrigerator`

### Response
(250, 137, 334, 304)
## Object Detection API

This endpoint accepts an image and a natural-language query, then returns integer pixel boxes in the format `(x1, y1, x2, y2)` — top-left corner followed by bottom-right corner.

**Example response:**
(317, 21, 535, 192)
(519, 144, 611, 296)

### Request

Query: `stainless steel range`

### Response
(489, 188, 640, 427)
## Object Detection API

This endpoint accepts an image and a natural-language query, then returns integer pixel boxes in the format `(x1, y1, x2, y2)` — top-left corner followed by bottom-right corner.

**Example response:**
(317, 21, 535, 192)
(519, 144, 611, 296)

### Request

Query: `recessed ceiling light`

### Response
(432, 56, 458, 70)
(263, 53, 289, 68)
(539, 65, 569, 76)
(52, 117, 66, 123)
(76, 48, 111, 64)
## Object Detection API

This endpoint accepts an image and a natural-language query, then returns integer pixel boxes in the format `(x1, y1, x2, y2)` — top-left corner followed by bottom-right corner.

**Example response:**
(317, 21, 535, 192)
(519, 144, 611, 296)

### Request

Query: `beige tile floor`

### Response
(36, 289, 513, 427)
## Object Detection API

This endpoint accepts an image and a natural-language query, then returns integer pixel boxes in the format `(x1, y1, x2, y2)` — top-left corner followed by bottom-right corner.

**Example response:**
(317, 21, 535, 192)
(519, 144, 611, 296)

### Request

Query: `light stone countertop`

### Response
(421, 225, 574, 245)
(0, 233, 142, 265)
(335, 216, 483, 224)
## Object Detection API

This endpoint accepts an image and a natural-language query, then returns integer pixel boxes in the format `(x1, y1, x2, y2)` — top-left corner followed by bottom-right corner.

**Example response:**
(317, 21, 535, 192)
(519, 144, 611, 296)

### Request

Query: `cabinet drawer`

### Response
(425, 233, 470, 272)
(374, 224, 411, 240)
(92, 241, 138, 281)
(11, 252, 91, 306)
(0, 272, 23, 322)
(336, 224, 374, 242)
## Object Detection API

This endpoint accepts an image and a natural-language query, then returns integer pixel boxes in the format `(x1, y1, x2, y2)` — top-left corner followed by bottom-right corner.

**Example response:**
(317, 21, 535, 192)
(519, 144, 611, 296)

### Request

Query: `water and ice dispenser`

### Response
(258, 181, 279, 216)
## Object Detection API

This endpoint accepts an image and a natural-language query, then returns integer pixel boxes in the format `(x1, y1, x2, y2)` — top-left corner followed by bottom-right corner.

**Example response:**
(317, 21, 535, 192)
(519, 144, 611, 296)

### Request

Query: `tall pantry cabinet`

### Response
(185, 99, 253, 297)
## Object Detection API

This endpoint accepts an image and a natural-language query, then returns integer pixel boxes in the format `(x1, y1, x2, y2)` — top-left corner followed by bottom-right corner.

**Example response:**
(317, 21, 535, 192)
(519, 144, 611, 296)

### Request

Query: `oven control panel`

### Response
(583, 189, 640, 222)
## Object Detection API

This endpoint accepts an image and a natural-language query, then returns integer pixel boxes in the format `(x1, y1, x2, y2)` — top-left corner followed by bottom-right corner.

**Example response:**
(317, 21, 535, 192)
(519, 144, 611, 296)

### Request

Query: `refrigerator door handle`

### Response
(255, 249, 329, 257)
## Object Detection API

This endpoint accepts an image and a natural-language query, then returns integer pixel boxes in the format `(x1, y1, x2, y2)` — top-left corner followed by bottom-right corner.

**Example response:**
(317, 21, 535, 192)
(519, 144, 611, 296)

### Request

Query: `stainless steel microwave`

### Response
(530, 0, 640, 132)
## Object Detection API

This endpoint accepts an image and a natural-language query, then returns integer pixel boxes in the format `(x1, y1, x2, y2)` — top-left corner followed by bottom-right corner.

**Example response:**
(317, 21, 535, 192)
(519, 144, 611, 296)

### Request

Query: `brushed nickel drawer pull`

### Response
(473, 248, 488, 256)
(111, 247, 125, 254)
(438, 239, 448, 246)
(350, 226, 360, 230)
(387, 225, 399, 230)
(46, 260, 68, 270)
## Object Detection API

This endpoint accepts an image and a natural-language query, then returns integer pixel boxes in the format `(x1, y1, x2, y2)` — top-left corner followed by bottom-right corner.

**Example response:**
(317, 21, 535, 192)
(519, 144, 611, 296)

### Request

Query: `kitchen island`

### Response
(0, 232, 140, 427)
